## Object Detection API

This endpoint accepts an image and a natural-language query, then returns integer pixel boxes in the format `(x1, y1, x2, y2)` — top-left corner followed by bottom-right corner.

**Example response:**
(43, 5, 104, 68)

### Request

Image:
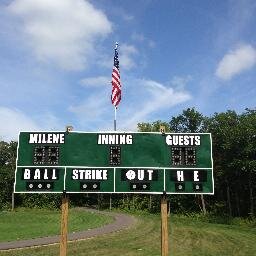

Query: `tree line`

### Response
(0, 108, 255, 217)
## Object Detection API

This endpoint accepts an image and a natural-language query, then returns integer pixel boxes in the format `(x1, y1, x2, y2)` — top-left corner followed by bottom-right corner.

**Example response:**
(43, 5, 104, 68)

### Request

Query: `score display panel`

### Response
(14, 132, 214, 194)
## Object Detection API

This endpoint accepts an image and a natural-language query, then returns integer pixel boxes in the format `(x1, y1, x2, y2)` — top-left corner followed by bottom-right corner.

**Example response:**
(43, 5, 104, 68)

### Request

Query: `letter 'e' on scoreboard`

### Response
(14, 132, 214, 194)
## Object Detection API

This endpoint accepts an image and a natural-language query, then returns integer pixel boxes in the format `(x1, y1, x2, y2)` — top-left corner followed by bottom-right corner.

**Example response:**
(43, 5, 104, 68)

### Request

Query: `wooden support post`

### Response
(159, 126, 169, 255)
(161, 194, 169, 256)
(97, 194, 100, 210)
(160, 125, 166, 133)
(11, 193, 15, 211)
(200, 194, 206, 215)
(149, 194, 152, 210)
(60, 193, 69, 256)
(168, 199, 170, 217)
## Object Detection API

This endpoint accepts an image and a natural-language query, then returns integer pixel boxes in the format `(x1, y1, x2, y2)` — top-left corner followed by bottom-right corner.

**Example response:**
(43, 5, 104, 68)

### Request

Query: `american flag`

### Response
(111, 44, 121, 107)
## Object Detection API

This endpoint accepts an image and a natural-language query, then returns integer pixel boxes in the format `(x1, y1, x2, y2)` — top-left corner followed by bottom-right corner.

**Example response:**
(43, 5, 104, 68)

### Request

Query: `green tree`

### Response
(169, 107, 206, 133)
(137, 120, 171, 132)
(0, 141, 17, 209)
(206, 109, 256, 217)
(237, 109, 256, 216)
(169, 107, 208, 214)
(206, 110, 240, 216)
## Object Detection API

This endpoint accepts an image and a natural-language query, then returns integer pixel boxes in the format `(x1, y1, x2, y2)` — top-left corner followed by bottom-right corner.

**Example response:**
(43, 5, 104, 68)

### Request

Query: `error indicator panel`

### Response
(165, 169, 213, 194)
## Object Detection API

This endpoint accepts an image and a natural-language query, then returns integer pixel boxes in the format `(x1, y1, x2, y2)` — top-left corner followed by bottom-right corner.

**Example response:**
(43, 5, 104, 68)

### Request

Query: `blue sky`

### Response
(0, 0, 255, 141)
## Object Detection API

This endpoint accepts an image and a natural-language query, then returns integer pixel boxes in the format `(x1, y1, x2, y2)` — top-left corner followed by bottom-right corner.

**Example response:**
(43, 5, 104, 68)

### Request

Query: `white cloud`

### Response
(0, 107, 63, 141)
(119, 79, 191, 130)
(171, 75, 192, 90)
(0, 107, 40, 141)
(80, 76, 111, 87)
(69, 96, 107, 119)
(108, 6, 134, 22)
(7, 0, 112, 70)
(96, 54, 113, 69)
(131, 32, 156, 48)
(131, 33, 145, 42)
(123, 14, 134, 21)
(215, 44, 256, 80)
(119, 44, 138, 70)
(97, 43, 139, 71)
(68, 77, 191, 132)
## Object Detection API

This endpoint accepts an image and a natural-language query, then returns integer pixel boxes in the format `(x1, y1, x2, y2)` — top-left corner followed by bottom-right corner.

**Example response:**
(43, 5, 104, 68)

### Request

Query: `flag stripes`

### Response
(111, 46, 121, 107)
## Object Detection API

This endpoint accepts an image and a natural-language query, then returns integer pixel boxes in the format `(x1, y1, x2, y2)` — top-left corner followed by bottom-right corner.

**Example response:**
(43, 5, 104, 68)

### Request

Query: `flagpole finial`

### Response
(115, 42, 119, 49)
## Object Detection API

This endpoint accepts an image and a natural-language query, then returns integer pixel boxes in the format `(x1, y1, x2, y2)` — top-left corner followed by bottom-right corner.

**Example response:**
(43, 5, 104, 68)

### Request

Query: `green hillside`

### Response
(1, 211, 255, 256)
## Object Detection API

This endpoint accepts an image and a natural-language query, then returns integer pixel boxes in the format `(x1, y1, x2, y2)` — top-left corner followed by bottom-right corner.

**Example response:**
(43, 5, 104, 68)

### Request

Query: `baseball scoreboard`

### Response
(14, 132, 214, 194)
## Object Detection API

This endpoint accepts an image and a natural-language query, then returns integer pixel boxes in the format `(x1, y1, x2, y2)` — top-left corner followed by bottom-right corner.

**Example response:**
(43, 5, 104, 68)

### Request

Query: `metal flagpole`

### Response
(111, 42, 119, 210)
(111, 105, 116, 210)
(114, 106, 117, 131)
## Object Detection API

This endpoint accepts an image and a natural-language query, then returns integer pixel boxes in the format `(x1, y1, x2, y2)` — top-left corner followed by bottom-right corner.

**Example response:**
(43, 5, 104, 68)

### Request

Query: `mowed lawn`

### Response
(0, 208, 113, 242)
(1, 211, 256, 256)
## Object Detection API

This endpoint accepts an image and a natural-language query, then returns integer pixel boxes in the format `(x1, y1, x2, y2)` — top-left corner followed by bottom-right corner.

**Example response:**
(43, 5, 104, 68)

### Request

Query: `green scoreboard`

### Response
(14, 132, 214, 194)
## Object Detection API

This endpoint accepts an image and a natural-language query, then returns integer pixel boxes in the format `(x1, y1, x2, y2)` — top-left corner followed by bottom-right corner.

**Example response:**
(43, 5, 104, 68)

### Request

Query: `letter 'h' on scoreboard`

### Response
(14, 132, 214, 194)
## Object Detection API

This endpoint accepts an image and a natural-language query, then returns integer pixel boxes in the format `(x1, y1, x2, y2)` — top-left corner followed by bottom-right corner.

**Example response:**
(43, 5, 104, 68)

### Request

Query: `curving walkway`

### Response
(0, 208, 136, 251)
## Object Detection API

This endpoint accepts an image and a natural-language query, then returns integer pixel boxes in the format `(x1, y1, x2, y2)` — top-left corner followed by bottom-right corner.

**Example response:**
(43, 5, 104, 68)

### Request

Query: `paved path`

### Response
(0, 208, 136, 251)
